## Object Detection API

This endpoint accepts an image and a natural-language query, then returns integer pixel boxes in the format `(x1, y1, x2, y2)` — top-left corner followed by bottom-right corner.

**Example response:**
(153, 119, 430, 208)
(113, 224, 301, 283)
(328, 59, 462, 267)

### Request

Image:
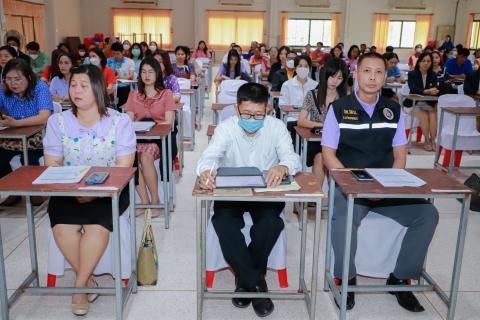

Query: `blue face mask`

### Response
(238, 117, 264, 133)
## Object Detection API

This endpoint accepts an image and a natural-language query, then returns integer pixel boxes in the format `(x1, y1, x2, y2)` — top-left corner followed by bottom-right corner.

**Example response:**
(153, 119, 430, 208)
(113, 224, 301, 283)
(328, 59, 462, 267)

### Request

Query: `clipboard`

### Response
(215, 167, 267, 188)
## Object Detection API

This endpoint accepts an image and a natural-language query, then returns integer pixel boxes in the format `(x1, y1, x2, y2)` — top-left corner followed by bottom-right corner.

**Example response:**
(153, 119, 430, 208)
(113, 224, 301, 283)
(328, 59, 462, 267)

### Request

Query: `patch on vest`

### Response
(383, 108, 394, 120)
(342, 109, 359, 121)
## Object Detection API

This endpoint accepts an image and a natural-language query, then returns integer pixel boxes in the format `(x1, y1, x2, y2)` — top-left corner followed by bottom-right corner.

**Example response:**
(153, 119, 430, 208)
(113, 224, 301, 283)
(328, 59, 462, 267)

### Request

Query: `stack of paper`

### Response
(254, 181, 301, 193)
(33, 166, 91, 184)
(365, 169, 426, 187)
(0, 126, 7, 131)
(133, 122, 155, 132)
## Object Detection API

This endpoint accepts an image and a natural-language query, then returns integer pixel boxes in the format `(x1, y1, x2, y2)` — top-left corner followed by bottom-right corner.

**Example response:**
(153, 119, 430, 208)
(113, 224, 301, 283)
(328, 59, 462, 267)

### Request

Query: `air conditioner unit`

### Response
(296, 0, 330, 9)
(123, 1, 158, 6)
(219, 0, 253, 7)
(389, 0, 426, 10)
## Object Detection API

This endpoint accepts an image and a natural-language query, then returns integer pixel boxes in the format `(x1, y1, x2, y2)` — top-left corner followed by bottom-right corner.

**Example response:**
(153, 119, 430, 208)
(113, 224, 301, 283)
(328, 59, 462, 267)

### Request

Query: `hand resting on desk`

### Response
(199, 169, 217, 190)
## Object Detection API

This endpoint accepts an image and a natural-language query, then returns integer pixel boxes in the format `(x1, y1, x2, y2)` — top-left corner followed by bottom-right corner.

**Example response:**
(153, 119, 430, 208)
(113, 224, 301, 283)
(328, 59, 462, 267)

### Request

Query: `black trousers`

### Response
(286, 121, 298, 151)
(0, 147, 43, 179)
(116, 86, 131, 108)
(311, 66, 318, 81)
(212, 201, 285, 290)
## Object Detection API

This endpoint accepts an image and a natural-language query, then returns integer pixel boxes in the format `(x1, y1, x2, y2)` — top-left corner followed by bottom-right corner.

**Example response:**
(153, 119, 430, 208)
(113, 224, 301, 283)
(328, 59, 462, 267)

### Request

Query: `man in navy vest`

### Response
(322, 52, 439, 312)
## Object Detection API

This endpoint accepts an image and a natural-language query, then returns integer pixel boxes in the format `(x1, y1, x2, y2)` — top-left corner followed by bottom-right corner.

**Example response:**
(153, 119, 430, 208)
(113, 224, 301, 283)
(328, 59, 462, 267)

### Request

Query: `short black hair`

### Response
(316, 42, 323, 46)
(6, 36, 20, 47)
(0, 46, 18, 59)
(458, 48, 470, 57)
(57, 42, 69, 51)
(424, 45, 434, 52)
(385, 46, 394, 53)
(78, 44, 87, 51)
(371, 46, 377, 50)
(384, 52, 399, 62)
(360, 43, 366, 47)
(357, 52, 387, 70)
(294, 54, 312, 68)
(26, 42, 40, 51)
(237, 83, 268, 107)
(111, 43, 124, 52)
(337, 42, 344, 46)
(456, 44, 463, 50)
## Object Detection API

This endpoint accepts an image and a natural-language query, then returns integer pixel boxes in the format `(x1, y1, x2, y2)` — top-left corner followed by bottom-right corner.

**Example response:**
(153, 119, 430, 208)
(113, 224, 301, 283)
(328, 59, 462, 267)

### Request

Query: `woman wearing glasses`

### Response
(125, 57, 177, 217)
(153, 50, 181, 103)
(0, 59, 53, 205)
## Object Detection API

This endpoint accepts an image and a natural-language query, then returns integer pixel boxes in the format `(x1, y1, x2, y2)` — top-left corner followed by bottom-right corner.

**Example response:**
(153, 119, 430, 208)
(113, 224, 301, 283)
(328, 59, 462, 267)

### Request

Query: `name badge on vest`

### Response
(383, 108, 394, 121)
(342, 108, 359, 122)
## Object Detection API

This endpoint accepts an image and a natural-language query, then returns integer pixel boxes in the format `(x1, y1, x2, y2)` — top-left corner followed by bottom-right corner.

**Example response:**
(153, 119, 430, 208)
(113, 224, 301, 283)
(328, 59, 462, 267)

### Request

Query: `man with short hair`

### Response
(360, 43, 367, 55)
(6, 36, 29, 63)
(310, 41, 325, 81)
(271, 50, 298, 92)
(444, 48, 473, 79)
(322, 52, 439, 312)
(106, 42, 135, 107)
(197, 82, 301, 317)
(26, 41, 50, 73)
(247, 40, 258, 59)
(370, 46, 377, 53)
(385, 46, 394, 53)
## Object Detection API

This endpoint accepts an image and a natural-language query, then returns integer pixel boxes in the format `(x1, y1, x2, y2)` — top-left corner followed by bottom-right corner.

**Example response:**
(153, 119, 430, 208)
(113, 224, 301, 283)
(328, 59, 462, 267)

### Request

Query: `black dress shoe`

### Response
(334, 277, 356, 310)
(386, 273, 425, 312)
(252, 276, 274, 317)
(232, 276, 251, 308)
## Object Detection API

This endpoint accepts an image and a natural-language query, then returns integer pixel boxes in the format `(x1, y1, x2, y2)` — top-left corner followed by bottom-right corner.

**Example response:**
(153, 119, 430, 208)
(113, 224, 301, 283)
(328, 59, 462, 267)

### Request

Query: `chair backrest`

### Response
(397, 63, 409, 71)
(169, 53, 176, 63)
(254, 64, 262, 84)
(401, 83, 410, 95)
(197, 57, 210, 64)
(196, 59, 203, 69)
(220, 79, 247, 92)
(219, 105, 236, 123)
(218, 80, 247, 104)
(437, 94, 477, 136)
(457, 84, 464, 94)
(242, 59, 251, 74)
(52, 102, 62, 114)
(177, 78, 191, 89)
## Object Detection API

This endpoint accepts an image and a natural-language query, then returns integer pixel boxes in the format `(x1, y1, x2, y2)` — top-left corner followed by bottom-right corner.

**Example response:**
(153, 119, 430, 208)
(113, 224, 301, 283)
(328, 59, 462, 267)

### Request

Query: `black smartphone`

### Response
(351, 170, 374, 182)
(310, 126, 322, 135)
(85, 172, 110, 184)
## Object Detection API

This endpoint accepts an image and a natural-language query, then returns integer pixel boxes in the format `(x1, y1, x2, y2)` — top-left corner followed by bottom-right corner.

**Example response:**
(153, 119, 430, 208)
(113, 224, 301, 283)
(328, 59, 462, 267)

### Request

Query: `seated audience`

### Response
(0, 46, 17, 80)
(82, 44, 98, 66)
(122, 40, 131, 58)
(221, 43, 237, 64)
(344, 45, 360, 90)
(464, 69, 480, 95)
(129, 43, 143, 75)
(260, 46, 278, 78)
(125, 58, 177, 217)
(310, 42, 328, 81)
(43, 65, 136, 316)
(192, 40, 212, 59)
(267, 45, 290, 83)
(26, 41, 50, 73)
(408, 44, 423, 69)
(445, 47, 458, 61)
(50, 52, 78, 102)
(259, 44, 268, 58)
(57, 42, 69, 53)
(404, 52, 439, 151)
(370, 46, 377, 53)
(297, 57, 348, 186)
(6, 36, 29, 63)
(215, 49, 247, 84)
(149, 41, 158, 53)
(301, 44, 312, 56)
(40, 49, 63, 85)
(444, 48, 473, 79)
(102, 37, 114, 58)
(247, 41, 258, 59)
(328, 46, 344, 60)
(88, 48, 116, 95)
(186, 47, 203, 76)
(382, 53, 405, 102)
(431, 50, 451, 85)
(439, 35, 455, 52)
(197, 82, 301, 318)
(173, 45, 196, 81)
(473, 48, 480, 71)
(271, 49, 298, 92)
(249, 46, 264, 69)
(423, 45, 434, 53)
(73, 44, 87, 63)
(322, 52, 438, 313)
(140, 42, 152, 58)
(107, 43, 135, 107)
(385, 46, 394, 53)
(359, 43, 367, 55)
(153, 50, 181, 103)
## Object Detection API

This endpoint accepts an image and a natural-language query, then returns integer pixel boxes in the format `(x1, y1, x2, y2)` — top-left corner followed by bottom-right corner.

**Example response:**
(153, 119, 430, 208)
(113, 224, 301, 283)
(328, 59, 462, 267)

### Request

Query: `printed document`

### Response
(365, 168, 426, 187)
(133, 122, 155, 132)
(33, 166, 90, 184)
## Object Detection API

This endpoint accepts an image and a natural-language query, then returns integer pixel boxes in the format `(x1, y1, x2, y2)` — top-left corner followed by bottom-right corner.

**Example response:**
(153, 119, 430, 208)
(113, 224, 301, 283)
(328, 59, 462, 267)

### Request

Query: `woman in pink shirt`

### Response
(125, 57, 177, 217)
(192, 40, 212, 59)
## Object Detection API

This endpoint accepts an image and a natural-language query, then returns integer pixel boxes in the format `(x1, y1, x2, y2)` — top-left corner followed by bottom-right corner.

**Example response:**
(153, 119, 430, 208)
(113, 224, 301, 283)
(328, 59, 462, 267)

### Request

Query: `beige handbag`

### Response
(137, 209, 158, 286)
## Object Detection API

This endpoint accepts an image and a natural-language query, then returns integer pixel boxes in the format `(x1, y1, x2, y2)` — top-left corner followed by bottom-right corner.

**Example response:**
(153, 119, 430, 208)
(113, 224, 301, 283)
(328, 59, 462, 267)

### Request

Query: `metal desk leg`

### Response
(179, 109, 184, 174)
(340, 194, 355, 320)
(196, 88, 202, 131)
(302, 138, 307, 172)
(446, 195, 471, 319)
(111, 193, 123, 319)
(190, 95, 195, 151)
(448, 114, 461, 176)
(161, 137, 169, 229)
(0, 224, 9, 320)
(434, 108, 445, 169)
(196, 198, 205, 320)
(324, 177, 336, 291)
(309, 198, 322, 319)
(25, 196, 39, 287)
(129, 178, 138, 293)
(213, 110, 218, 125)
(407, 99, 416, 154)
(168, 132, 174, 212)
(295, 132, 300, 155)
(299, 202, 308, 288)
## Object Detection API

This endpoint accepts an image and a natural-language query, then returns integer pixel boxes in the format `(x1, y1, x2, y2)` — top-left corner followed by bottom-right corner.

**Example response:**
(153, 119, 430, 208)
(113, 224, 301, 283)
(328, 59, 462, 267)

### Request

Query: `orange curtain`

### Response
(33, 18, 46, 52)
(372, 14, 390, 54)
(22, 18, 35, 47)
(413, 14, 433, 49)
(207, 11, 265, 51)
(465, 14, 474, 48)
(112, 8, 172, 48)
(331, 13, 341, 48)
(280, 12, 289, 46)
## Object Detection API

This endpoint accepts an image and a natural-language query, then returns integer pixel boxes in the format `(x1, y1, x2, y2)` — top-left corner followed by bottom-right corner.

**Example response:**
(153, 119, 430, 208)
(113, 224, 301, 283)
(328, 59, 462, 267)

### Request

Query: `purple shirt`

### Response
(163, 74, 180, 96)
(43, 108, 136, 158)
(322, 87, 407, 150)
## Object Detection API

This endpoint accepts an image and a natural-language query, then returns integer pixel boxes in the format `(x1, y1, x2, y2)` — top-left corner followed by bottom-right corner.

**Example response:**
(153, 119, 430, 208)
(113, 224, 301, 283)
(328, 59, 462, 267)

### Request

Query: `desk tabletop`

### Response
(294, 126, 322, 141)
(270, 91, 280, 97)
(212, 103, 234, 111)
(0, 166, 136, 194)
(466, 93, 480, 100)
(192, 172, 324, 198)
(207, 125, 217, 137)
(0, 124, 45, 137)
(383, 83, 403, 88)
(176, 102, 185, 110)
(403, 94, 439, 101)
(331, 168, 472, 196)
(180, 89, 196, 94)
(135, 124, 171, 139)
(442, 107, 480, 115)
(280, 105, 300, 112)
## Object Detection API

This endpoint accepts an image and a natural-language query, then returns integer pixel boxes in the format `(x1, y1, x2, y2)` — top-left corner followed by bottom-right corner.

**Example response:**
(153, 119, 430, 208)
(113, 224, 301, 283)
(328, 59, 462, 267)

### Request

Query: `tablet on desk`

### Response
(215, 167, 267, 188)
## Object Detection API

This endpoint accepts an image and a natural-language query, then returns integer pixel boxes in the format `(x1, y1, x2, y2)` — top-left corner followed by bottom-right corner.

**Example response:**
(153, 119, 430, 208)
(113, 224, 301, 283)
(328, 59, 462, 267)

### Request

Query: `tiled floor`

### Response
(1, 75, 480, 319)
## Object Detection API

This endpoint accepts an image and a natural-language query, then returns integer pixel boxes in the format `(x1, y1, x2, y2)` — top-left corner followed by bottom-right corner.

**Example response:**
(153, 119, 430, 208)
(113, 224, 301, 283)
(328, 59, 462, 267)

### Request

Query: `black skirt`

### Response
(48, 188, 130, 231)
(306, 141, 323, 168)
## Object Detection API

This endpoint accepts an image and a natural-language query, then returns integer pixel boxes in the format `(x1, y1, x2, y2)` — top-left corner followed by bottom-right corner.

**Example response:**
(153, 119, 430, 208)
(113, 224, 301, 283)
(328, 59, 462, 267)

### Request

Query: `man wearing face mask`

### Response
(26, 41, 50, 73)
(6, 36, 30, 63)
(279, 55, 317, 147)
(197, 83, 301, 318)
(408, 44, 423, 70)
(444, 48, 473, 80)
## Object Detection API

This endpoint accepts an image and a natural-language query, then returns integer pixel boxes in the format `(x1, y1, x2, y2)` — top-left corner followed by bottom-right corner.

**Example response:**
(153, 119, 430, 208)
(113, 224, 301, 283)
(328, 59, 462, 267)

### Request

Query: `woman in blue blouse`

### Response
(381, 53, 405, 102)
(50, 52, 78, 102)
(214, 49, 246, 84)
(0, 59, 53, 203)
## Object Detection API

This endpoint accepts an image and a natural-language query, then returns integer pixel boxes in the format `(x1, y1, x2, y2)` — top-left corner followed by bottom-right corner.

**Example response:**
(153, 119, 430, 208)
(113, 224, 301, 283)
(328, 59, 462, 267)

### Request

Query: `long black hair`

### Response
(276, 46, 290, 64)
(197, 40, 208, 54)
(330, 46, 344, 58)
(347, 45, 359, 59)
(317, 58, 348, 108)
(224, 49, 241, 78)
(57, 52, 78, 79)
(137, 57, 165, 96)
(2, 59, 37, 100)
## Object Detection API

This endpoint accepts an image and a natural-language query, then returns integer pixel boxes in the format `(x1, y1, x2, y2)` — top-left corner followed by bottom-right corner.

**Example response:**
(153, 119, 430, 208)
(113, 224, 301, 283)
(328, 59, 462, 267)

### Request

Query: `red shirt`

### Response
(41, 65, 51, 80)
(124, 89, 176, 123)
(102, 66, 117, 85)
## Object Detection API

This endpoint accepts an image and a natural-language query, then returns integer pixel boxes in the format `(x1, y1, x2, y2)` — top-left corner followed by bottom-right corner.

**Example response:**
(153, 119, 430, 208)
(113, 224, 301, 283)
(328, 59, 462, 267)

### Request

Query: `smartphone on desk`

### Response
(351, 170, 374, 182)
(85, 172, 110, 184)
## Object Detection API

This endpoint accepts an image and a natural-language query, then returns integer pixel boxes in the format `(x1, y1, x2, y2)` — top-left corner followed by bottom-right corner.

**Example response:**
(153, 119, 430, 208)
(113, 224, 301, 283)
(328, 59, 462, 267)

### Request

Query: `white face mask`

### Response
(415, 48, 422, 53)
(296, 67, 309, 79)
(29, 54, 39, 60)
(79, 51, 86, 57)
(286, 60, 295, 69)
(89, 57, 100, 66)
(10, 46, 18, 52)
(123, 44, 131, 51)
(149, 46, 157, 52)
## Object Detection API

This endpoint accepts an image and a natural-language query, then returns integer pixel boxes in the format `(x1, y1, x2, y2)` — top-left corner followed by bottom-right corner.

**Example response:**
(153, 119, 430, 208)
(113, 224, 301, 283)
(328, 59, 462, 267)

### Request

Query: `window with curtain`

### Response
(207, 11, 265, 51)
(470, 21, 480, 49)
(112, 8, 172, 48)
(387, 21, 416, 48)
(287, 19, 332, 47)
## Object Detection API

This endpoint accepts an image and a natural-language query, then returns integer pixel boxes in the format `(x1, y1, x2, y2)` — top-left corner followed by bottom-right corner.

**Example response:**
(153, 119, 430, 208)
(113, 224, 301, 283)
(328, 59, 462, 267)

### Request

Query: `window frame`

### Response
(387, 20, 417, 49)
(470, 20, 480, 50)
(287, 18, 332, 47)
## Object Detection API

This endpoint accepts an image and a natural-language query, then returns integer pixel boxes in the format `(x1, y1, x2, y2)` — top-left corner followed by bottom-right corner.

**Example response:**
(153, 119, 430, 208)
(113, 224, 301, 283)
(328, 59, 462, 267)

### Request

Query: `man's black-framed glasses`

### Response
(239, 112, 266, 120)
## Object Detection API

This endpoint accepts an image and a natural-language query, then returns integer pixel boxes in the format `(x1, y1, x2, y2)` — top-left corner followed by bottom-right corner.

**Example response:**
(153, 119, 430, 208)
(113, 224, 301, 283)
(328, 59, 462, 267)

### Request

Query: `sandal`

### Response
(431, 143, 436, 152)
(424, 143, 433, 152)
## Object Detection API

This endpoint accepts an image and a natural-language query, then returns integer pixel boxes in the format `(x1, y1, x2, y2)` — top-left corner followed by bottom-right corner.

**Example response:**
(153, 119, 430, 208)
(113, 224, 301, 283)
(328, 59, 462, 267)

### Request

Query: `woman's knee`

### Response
(314, 153, 323, 166)
(140, 152, 154, 164)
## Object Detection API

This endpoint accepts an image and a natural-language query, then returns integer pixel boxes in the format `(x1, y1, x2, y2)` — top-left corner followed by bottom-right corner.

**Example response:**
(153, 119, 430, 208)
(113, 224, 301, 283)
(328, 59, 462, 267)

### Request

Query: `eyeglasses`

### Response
(239, 112, 265, 120)
(4, 78, 24, 85)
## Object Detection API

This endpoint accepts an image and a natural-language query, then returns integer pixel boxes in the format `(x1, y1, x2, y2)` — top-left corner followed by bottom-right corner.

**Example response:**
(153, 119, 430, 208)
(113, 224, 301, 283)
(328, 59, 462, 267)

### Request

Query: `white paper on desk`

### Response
(365, 168, 426, 187)
(0, 126, 8, 130)
(132, 122, 155, 132)
(216, 176, 265, 188)
(33, 166, 90, 184)
(117, 79, 137, 83)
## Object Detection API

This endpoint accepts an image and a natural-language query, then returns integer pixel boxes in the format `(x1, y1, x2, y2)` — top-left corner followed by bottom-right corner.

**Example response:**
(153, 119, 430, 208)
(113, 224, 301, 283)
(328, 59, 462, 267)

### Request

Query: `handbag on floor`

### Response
(463, 173, 480, 212)
(137, 209, 159, 285)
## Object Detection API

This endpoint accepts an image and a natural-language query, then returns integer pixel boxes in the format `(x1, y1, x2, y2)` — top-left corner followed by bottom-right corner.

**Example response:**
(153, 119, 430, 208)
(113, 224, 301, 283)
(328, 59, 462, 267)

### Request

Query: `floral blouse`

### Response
(301, 89, 340, 123)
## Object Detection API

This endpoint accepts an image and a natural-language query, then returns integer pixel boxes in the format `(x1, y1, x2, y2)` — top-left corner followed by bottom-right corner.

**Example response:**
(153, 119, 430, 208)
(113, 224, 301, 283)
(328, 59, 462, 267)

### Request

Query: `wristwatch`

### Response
(284, 166, 290, 177)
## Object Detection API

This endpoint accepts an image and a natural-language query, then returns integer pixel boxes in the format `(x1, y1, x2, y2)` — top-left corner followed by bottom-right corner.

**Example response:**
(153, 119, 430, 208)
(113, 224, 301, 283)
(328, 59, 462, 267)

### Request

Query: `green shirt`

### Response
(29, 51, 50, 73)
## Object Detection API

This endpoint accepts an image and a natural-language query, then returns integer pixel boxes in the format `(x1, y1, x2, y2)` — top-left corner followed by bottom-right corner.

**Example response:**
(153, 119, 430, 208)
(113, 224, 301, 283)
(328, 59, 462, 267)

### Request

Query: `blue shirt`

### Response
(387, 66, 402, 78)
(0, 80, 53, 120)
(49, 76, 69, 96)
(444, 58, 473, 76)
(106, 56, 135, 87)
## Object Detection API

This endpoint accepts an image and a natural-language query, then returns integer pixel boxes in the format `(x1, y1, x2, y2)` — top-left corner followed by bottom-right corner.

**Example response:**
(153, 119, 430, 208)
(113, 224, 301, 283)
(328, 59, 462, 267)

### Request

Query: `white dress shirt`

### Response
(196, 115, 302, 176)
(279, 76, 318, 121)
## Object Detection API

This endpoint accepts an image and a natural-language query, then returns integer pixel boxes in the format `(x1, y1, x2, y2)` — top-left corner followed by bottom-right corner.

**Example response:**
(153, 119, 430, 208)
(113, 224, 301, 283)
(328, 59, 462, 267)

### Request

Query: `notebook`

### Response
(215, 167, 267, 188)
